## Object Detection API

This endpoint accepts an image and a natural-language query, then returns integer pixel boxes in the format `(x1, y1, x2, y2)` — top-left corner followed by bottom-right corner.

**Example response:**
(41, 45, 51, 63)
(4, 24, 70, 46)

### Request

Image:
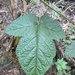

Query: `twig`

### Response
(40, 0, 74, 25)
(10, 0, 18, 19)
(63, 3, 75, 13)
(13, 0, 18, 18)
(22, 0, 27, 13)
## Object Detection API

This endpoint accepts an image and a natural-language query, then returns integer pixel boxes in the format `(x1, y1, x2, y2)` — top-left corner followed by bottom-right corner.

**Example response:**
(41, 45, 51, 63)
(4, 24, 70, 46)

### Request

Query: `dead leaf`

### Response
(8, 68, 19, 75)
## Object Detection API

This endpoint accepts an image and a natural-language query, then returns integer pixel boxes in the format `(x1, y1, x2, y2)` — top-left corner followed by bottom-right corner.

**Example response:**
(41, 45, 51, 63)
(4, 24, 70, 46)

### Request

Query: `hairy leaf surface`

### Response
(64, 41, 75, 58)
(16, 35, 56, 75)
(40, 15, 65, 40)
(5, 14, 65, 75)
(6, 14, 38, 36)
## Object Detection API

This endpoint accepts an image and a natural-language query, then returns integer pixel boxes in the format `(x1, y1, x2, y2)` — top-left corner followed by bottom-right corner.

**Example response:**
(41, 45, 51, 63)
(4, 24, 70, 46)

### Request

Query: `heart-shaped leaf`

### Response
(5, 14, 65, 75)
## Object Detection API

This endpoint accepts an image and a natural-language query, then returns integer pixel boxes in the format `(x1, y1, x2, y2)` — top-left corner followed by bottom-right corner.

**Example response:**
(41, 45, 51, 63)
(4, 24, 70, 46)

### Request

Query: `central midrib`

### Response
(35, 23, 39, 74)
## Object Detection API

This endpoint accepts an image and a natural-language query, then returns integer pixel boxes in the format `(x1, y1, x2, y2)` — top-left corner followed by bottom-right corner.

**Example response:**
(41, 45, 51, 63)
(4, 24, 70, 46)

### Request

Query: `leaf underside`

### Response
(6, 14, 65, 75)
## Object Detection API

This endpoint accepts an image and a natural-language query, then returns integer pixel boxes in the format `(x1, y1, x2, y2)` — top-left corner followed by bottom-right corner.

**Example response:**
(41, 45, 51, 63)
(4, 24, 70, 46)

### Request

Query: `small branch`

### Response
(13, 0, 18, 18)
(22, 0, 27, 13)
(10, 0, 18, 19)
(40, 0, 74, 25)
(63, 3, 75, 13)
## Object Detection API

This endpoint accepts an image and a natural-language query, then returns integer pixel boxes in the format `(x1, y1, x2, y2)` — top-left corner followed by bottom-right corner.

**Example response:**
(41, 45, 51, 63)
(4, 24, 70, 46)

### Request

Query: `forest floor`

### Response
(0, 0, 75, 75)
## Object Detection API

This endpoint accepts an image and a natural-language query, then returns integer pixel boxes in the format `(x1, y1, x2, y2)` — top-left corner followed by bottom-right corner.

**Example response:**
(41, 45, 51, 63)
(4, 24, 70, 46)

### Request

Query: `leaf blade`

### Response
(6, 14, 38, 36)
(40, 15, 65, 40)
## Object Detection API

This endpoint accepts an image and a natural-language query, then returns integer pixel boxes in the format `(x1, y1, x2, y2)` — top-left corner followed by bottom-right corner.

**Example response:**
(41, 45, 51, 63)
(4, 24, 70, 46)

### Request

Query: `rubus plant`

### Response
(55, 58, 71, 75)
(5, 13, 65, 75)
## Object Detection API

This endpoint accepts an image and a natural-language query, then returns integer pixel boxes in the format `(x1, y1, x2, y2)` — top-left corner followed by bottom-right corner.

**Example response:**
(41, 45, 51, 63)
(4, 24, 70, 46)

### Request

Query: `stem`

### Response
(40, 0, 74, 25)
(22, 0, 27, 13)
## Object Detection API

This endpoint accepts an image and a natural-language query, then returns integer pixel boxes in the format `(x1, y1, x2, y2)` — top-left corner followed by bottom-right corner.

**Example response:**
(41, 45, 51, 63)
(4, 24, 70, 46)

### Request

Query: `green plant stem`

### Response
(40, 0, 74, 25)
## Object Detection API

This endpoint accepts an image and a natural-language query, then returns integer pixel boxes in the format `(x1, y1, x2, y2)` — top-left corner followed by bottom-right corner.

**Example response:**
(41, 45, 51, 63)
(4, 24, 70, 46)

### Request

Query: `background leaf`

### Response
(64, 41, 75, 58)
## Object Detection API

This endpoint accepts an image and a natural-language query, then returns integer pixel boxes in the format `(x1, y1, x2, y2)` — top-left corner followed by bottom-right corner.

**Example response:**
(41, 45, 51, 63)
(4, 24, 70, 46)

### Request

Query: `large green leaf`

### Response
(5, 14, 65, 75)
(64, 41, 75, 58)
